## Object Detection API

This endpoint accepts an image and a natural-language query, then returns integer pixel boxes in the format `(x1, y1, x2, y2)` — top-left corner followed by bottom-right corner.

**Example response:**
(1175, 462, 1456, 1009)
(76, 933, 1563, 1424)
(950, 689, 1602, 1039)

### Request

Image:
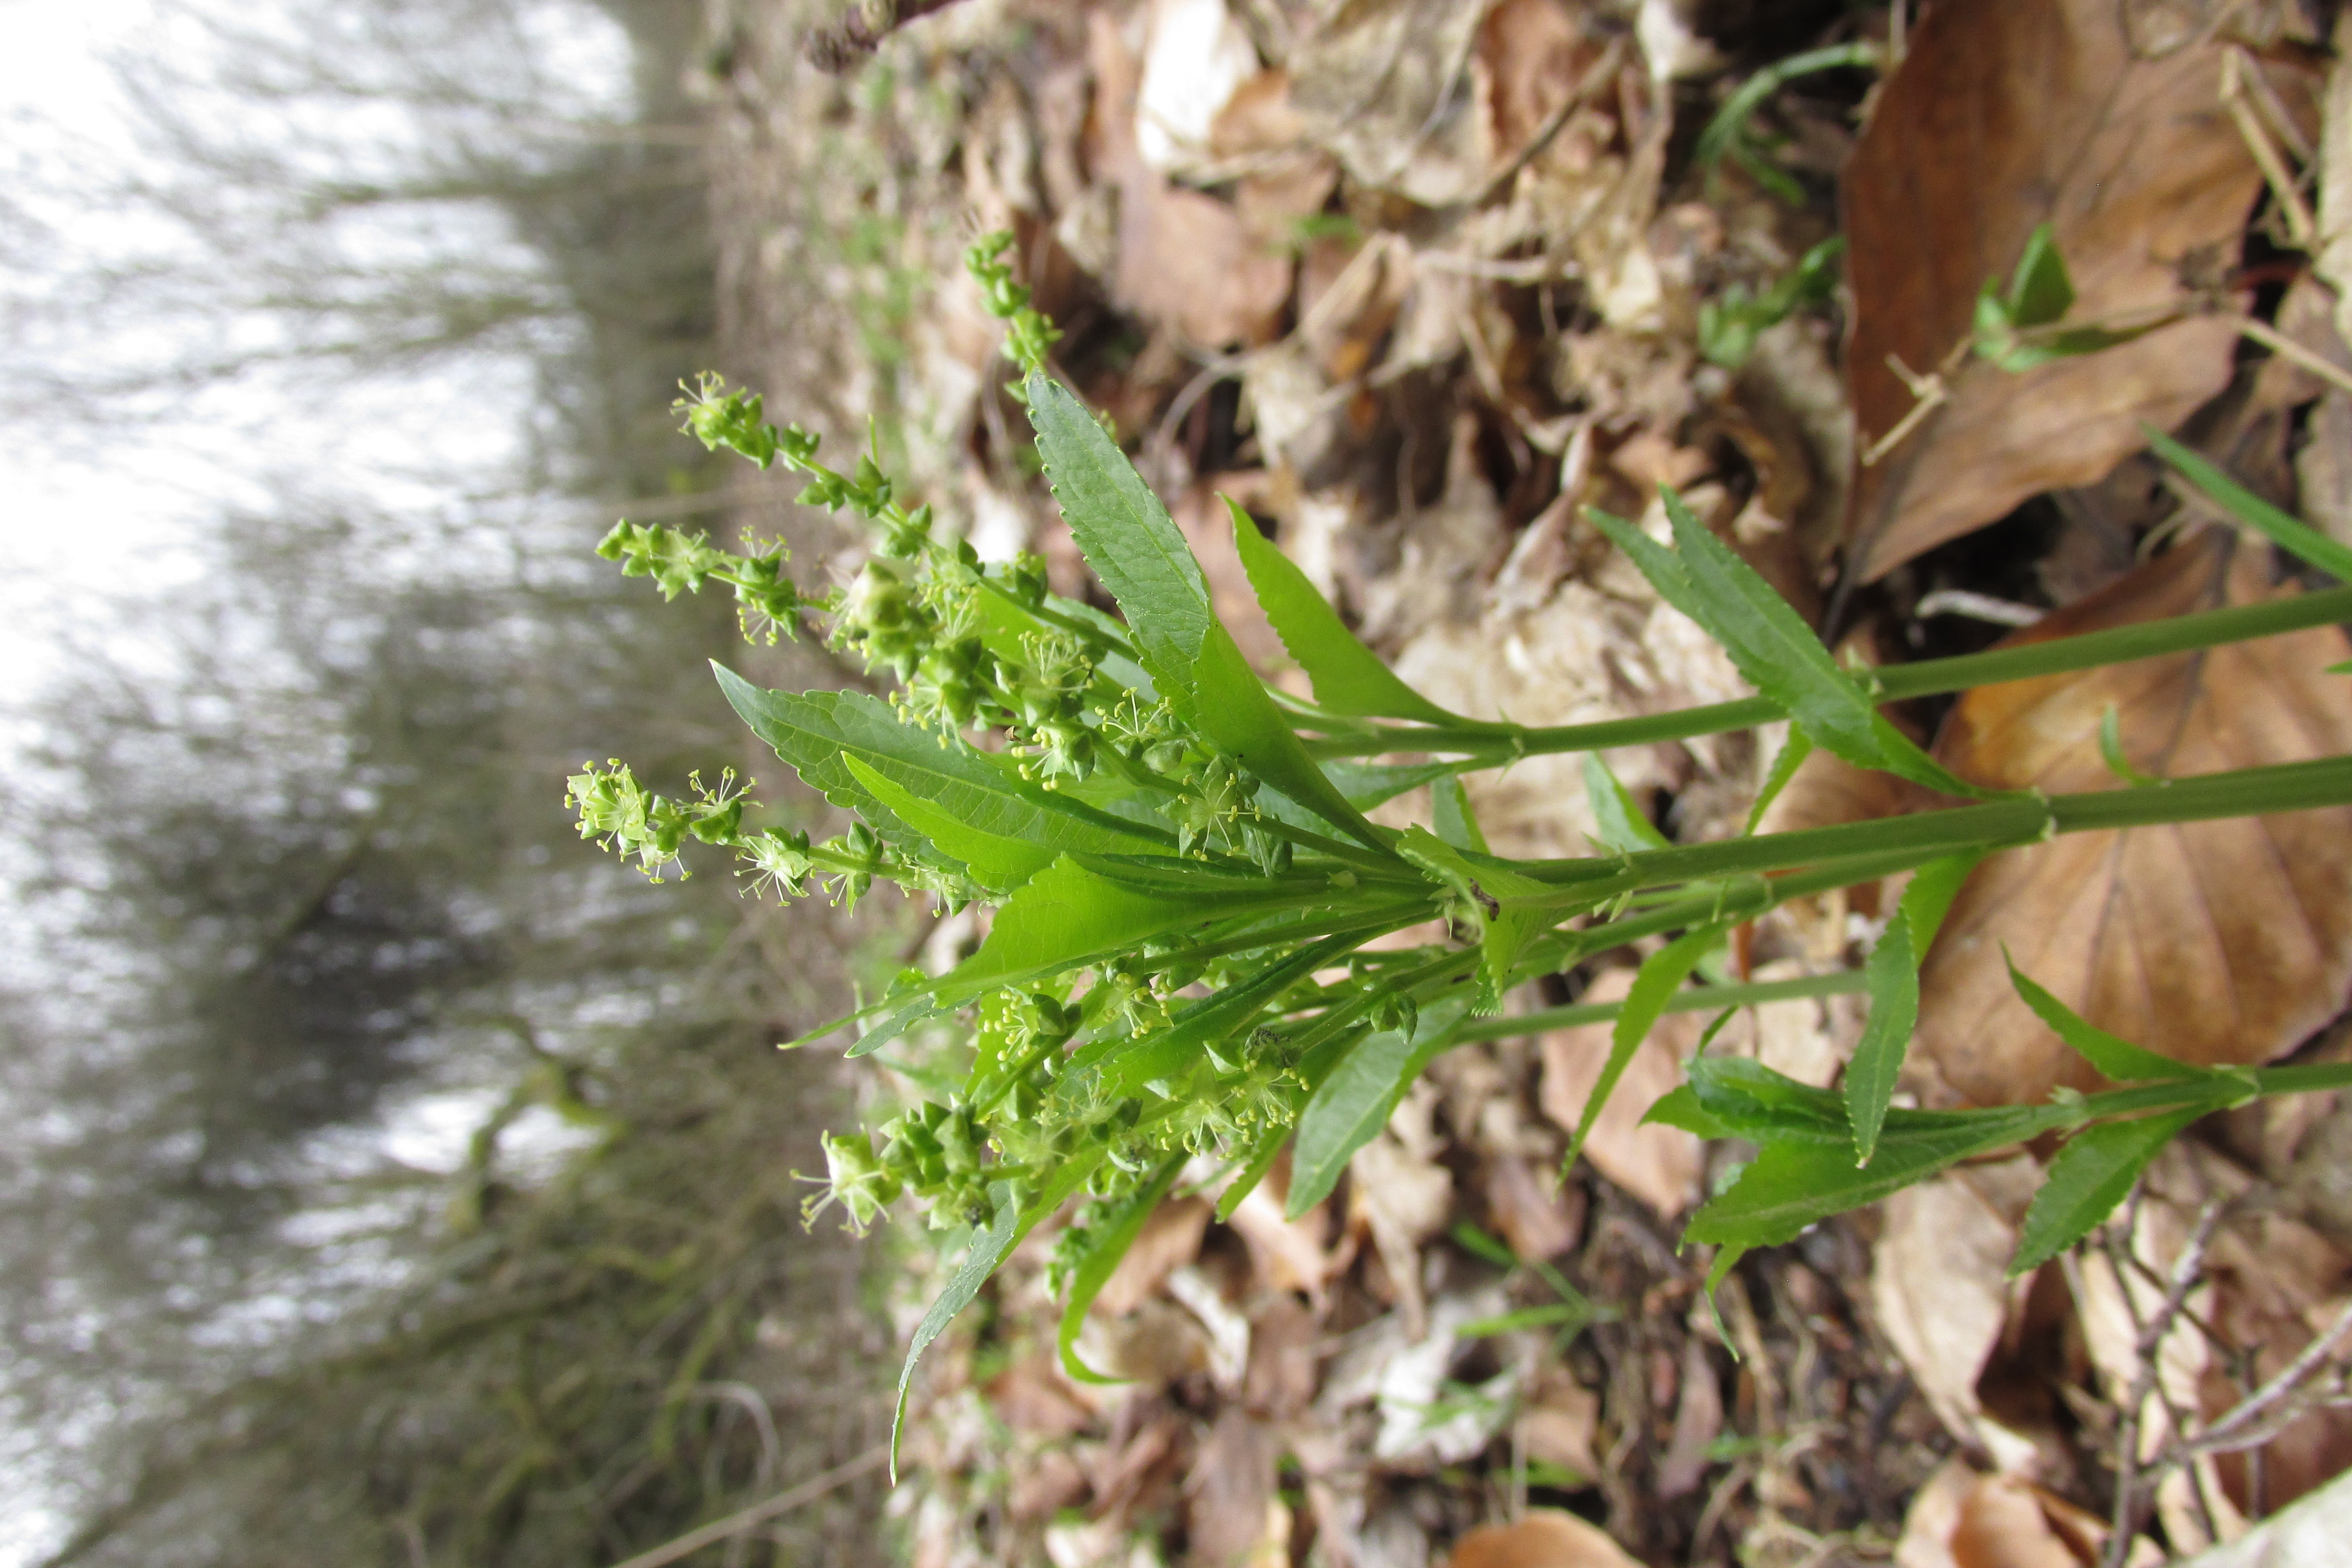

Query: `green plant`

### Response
(573, 234, 2352, 1474)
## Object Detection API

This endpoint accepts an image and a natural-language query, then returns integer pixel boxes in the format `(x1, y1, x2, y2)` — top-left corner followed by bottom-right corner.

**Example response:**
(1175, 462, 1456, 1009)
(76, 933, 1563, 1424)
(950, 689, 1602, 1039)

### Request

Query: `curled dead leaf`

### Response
(1917, 534, 2352, 1108)
(1895, 1459, 2149, 1568)
(1445, 1509, 1643, 1568)
(1842, 0, 2312, 580)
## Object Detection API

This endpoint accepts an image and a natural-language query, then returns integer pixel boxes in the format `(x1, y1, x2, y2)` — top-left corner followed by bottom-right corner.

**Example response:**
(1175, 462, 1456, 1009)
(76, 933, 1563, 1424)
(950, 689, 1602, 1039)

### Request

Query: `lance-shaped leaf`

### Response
(1581, 753, 1672, 853)
(717, 667, 1171, 864)
(936, 855, 1310, 1008)
(892, 1182, 1018, 1479)
(1058, 1156, 1187, 1382)
(1586, 507, 1704, 622)
(1684, 1102, 2072, 1250)
(1432, 775, 1488, 852)
(1025, 376, 1392, 854)
(1230, 500, 1465, 724)
(2003, 952, 2207, 1083)
(1847, 852, 1981, 1165)
(1657, 490, 1987, 797)
(1398, 826, 1557, 1012)
(1287, 989, 1475, 1218)
(1561, 923, 1727, 1170)
(2009, 1107, 2210, 1276)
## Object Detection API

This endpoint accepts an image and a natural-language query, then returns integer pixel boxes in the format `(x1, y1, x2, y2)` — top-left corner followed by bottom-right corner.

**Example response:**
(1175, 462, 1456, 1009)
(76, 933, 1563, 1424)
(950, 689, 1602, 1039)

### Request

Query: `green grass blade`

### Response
(2147, 427, 2352, 582)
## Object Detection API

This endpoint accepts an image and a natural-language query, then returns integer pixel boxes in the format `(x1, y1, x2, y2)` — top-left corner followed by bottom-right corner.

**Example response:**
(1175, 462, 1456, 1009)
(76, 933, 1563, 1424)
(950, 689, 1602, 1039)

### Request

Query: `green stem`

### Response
(1523, 756, 2352, 893)
(1451, 969, 1868, 1043)
(1301, 586, 2352, 761)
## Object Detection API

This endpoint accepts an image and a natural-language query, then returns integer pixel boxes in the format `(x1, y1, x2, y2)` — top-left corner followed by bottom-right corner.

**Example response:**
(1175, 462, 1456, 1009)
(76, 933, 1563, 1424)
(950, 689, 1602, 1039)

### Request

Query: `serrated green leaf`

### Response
(1585, 507, 1703, 622)
(1058, 1156, 1186, 1382)
(1230, 499, 1462, 723)
(892, 1182, 1017, 1480)
(1563, 924, 1726, 1170)
(1641, 1084, 1732, 1139)
(1432, 775, 1488, 852)
(2004, 952, 2204, 1083)
(1657, 491, 1985, 797)
(1684, 1103, 2066, 1249)
(2010, 1108, 2208, 1277)
(1287, 990, 1475, 1218)
(1685, 1056, 1850, 1145)
(717, 667, 1170, 868)
(1844, 913, 1916, 1167)
(1396, 827, 1557, 1011)
(1026, 376, 1392, 854)
(1581, 752, 1672, 853)
(843, 756, 1044, 890)
(2146, 427, 2352, 583)
(1844, 852, 1977, 1165)
(936, 855, 1305, 1007)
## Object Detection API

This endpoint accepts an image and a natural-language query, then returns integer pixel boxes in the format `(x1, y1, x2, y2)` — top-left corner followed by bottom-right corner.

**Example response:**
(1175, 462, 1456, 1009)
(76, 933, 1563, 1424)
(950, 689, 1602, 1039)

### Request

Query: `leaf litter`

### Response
(701, 0, 2352, 1560)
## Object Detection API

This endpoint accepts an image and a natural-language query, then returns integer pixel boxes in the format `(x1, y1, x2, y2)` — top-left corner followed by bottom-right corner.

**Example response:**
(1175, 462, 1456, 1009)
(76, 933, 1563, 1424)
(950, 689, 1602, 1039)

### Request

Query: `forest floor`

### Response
(696, 1, 2352, 1564)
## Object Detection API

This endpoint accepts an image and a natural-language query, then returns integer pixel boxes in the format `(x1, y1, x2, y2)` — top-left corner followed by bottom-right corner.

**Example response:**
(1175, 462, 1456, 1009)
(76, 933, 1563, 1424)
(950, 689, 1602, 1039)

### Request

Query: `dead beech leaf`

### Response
(1445, 1510, 1643, 1568)
(1096, 1195, 1214, 1317)
(1228, 1152, 1343, 1308)
(1915, 535, 2352, 1109)
(1538, 969, 1705, 1218)
(1841, 0, 2310, 581)
(1483, 1153, 1582, 1262)
(1288, 0, 1489, 206)
(1871, 1158, 2046, 1474)
(1896, 1460, 2141, 1568)
(985, 1353, 1097, 1440)
(1116, 179, 1295, 350)
(1185, 1408, 1278, 1568)
(1655, 1337, 1723, 1500)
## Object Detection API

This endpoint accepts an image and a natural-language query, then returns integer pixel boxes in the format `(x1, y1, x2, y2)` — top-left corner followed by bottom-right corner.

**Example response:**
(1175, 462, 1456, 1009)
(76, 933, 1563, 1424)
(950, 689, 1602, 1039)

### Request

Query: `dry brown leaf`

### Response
(1185, 1408, 1279, 1567)
(1096, 1195, 1215, 1317)
(1841, 0, 2309, 580)
(985, 1353, 1098, 1440)
(1916, 534, 2352, 1108)
(1538, 969, 1705, 1217)
(1288, 0, 1490, 206)
(1483, 1153, 1583, 1262)
(1010, 1444, 1092, 1525)
(1896, 1460, 2141, 1568)
(1242, 1294, 1318, 1418)
(1871, 1158, 2045, 1474)
(1115, 180, 1295, 350)
(1444, 1509, 1644, 1568)
(1655, 1337, 1723, 1500)
(1228, 1152, 1344, 1308)
(2317, 11, 2352, 352)
(1521, 1371, 1601, 1478)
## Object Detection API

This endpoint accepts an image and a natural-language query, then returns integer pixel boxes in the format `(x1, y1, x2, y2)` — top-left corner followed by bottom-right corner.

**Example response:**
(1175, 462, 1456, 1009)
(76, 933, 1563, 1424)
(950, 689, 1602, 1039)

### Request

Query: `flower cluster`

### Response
(568, 238, 1448, 1250)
